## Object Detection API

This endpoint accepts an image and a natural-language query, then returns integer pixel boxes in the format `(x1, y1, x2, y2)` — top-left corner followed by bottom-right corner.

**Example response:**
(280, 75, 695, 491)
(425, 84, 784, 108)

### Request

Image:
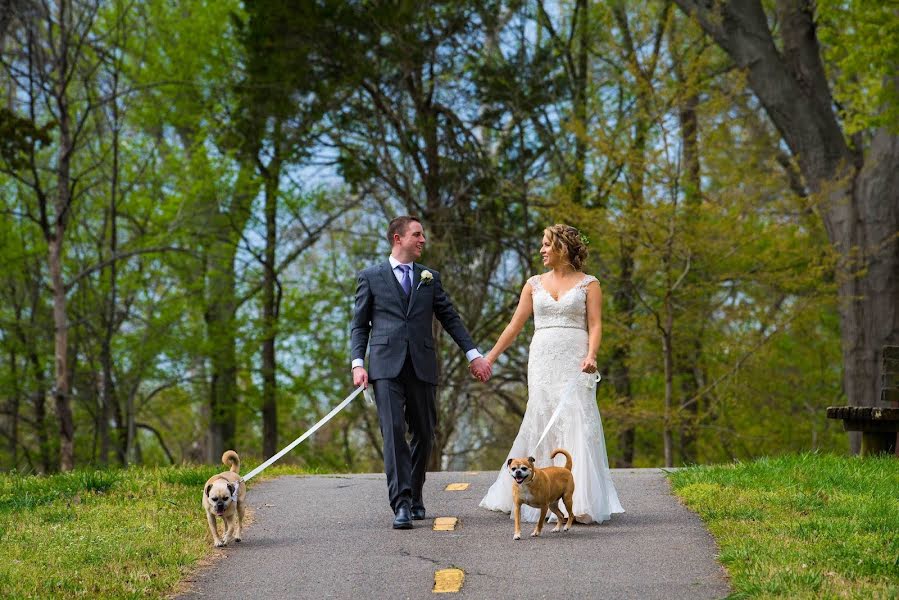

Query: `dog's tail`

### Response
(551, 448, 572, 471)
(222, 450, 240, 474)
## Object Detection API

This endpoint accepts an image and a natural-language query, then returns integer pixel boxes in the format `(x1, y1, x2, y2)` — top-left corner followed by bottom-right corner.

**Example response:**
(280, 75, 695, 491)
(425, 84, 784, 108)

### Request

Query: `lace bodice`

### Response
(528, 274, 597, 331)
(527, 272, 597, 397)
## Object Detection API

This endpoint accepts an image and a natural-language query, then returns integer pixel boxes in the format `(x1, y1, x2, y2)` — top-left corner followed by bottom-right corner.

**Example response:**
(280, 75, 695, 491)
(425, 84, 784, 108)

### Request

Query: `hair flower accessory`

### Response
(578, 232, 590, 246)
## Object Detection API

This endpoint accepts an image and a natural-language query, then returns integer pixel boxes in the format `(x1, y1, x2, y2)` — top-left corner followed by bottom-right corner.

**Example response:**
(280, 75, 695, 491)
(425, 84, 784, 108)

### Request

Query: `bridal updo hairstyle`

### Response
(544, 224, 588, 271)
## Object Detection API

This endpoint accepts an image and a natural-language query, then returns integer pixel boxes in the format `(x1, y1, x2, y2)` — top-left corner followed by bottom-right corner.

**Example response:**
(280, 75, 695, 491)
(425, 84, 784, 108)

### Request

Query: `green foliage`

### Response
(0, 108, 53, 170)
(818, 0, 899, 135)
(670, 454, 899, 597)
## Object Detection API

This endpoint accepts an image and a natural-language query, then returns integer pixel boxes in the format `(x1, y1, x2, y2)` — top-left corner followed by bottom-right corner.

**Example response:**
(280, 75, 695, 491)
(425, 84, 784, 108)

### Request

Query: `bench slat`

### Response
(826, 406, 899, 421)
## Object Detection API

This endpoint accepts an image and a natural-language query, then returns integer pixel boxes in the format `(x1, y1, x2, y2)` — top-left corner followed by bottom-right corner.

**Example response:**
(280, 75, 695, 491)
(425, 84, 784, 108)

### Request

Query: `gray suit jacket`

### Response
(351, 261, 476, 385)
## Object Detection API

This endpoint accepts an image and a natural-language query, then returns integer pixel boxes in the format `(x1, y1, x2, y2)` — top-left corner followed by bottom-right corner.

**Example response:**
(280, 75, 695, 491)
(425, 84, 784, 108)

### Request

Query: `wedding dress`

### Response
(479, 274, 624, 523)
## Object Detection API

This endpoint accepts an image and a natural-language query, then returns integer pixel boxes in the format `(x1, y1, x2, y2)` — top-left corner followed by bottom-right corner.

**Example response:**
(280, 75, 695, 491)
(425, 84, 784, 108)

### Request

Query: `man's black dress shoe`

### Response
(411, 506, 426, 520)
(393, 506, 413, 529)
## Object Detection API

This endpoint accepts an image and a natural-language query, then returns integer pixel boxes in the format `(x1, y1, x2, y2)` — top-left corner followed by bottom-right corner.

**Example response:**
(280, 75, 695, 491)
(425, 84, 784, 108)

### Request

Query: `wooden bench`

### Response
(826, 346, 899, 457)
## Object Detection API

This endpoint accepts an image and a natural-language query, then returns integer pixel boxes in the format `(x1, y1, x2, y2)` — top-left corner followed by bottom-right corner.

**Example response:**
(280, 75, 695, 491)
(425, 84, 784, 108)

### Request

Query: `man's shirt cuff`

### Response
(351, 358, 364, 370)
(465, 349, 482, 363)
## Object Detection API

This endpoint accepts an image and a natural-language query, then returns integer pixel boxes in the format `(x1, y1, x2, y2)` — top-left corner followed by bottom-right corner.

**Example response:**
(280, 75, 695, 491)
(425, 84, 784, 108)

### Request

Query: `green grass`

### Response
(669, 453, 899, 599)
(0, 463, 310, 598)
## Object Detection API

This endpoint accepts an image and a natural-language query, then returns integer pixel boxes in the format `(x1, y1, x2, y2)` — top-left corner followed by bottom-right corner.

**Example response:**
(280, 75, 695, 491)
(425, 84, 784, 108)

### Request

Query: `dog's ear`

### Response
(227, 483, 235, 496)
(507, 458, 513, 467)
(205, 484, 212, 497)
(527, 456, 535, 464)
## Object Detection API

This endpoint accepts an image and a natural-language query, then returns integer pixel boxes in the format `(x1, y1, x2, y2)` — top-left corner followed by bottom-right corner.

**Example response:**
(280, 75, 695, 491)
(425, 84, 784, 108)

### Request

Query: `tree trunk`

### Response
(572, 0, 588, 205)
(112, 386, 126, 463)
(661, 176, 681, 468)
(662, 324, 674, 469)
(49, 233, 73, 471)
(610, 251, 636, 468)
(676, 84, 702, 464)
(205, 249, 239, 461)
(673, 0, 899, 453)
(47, 0, 75, 472)
(261, 132, 282, 459)
(840, 131, 899, 450)
(124, 374, 137, 464)
(99, 72, 120, 466)
(7, 348, 19, 467)
(98, 281, 116, 465)
(29, 351, 51, 473)
(204, 159, 257, 461)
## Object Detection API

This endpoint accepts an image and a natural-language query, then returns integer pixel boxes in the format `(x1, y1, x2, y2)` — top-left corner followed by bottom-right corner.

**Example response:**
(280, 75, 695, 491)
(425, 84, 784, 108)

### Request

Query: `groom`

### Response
(351, 216, 492, 529)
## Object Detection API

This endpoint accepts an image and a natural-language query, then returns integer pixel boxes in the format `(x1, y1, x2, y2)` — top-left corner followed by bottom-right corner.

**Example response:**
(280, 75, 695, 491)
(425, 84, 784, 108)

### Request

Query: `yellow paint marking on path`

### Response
(444, 483, 469, 491)
(433, 517, 459, 531)
(433, 568, 464, 593)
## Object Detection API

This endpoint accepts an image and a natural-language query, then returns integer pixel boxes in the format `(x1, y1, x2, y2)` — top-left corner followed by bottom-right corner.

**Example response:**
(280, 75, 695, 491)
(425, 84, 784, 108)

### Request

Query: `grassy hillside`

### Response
(0, 464, 307, 598)
(669, 453, 899, 598)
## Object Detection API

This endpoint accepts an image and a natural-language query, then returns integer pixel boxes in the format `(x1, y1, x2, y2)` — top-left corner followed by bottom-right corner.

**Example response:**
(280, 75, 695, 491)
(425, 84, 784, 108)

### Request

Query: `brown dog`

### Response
(507, 448, 575, 540)
(202, 450, 246, 547)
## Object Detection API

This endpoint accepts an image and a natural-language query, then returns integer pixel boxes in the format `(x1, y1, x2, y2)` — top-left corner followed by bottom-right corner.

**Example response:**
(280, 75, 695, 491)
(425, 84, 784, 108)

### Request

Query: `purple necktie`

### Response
(399, 264, 412, 296)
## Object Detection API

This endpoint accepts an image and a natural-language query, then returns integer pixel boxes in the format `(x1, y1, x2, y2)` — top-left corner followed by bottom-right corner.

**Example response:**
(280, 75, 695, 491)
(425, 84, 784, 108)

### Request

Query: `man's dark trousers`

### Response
(373, 352, 436, 513)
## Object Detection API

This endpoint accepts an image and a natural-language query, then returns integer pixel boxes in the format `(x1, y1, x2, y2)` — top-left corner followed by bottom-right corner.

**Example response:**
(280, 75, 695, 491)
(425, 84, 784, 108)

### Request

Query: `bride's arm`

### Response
(581, 281, 602, 373)
(484, 282, 534, 366)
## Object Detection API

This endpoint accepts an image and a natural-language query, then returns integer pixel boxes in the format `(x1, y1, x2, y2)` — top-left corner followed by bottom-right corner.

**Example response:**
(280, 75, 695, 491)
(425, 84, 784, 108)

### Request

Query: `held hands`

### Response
(580, 356, 598, 374)
(352, 366, 369, 388)
(469, 357, 492, 382)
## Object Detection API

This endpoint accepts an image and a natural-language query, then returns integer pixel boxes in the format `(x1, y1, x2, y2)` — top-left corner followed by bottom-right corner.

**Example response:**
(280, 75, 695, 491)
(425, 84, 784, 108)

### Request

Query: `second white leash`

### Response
(532, 373, 601, 452)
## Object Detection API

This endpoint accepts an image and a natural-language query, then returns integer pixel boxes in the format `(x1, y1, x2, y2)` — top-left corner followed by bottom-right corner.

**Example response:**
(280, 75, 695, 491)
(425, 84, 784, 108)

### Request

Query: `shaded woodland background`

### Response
(1, 0, 896, 473)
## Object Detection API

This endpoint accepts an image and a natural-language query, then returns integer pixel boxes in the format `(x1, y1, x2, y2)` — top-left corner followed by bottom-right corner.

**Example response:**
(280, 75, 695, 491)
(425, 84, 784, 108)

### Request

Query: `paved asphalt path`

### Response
(178, 469, 730, 599)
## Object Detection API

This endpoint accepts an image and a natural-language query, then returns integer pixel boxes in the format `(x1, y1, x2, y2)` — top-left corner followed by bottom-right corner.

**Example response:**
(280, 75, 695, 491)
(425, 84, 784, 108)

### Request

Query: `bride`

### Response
(479, 224, 623, 524)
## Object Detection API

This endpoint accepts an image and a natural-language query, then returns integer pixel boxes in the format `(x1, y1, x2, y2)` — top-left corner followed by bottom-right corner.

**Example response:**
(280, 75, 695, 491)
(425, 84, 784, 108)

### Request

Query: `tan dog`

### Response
(202, 450, 246, 547)
(507, 448, 575, 540)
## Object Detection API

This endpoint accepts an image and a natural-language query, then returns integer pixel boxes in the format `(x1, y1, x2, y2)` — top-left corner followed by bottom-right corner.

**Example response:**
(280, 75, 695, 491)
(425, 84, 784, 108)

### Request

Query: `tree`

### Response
(674, 0, 899, 452)
(0, 0, 111, 470)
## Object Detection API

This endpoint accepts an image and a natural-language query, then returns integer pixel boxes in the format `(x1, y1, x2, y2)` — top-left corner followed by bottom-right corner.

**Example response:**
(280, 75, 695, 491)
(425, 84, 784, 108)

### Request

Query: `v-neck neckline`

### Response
(539, 274, 588, 302)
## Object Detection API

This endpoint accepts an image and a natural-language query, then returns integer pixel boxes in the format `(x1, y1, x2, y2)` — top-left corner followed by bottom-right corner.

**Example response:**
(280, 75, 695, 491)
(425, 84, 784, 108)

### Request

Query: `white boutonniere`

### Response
(417, 270, 434, 290)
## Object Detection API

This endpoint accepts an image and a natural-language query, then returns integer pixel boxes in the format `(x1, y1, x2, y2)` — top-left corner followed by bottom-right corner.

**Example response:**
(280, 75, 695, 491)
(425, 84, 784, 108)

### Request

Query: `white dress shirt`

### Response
(351, 255, 482, 369)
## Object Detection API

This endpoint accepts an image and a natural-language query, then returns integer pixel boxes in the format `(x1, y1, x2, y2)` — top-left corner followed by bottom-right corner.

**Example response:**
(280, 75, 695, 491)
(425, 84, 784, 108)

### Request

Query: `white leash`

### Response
(243, 385, 370, 482)
(532, 373, 601, 452)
